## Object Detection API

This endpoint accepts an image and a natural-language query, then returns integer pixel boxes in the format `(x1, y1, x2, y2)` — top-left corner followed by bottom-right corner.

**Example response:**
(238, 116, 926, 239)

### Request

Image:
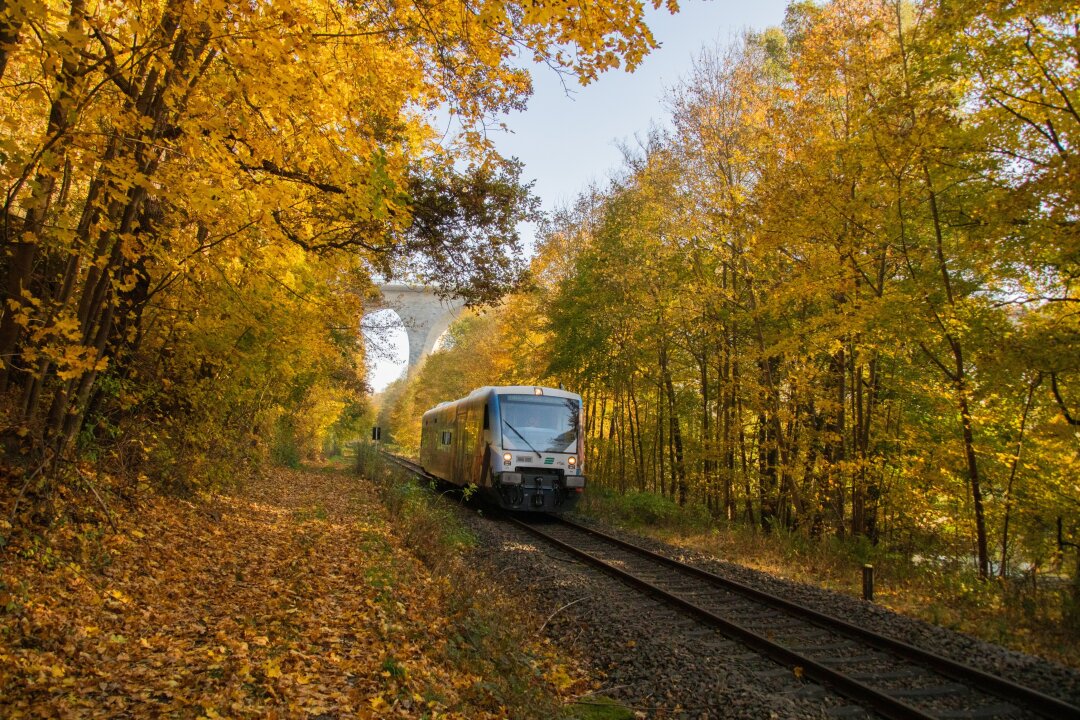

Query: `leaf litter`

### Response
(0, 465, 577, 718)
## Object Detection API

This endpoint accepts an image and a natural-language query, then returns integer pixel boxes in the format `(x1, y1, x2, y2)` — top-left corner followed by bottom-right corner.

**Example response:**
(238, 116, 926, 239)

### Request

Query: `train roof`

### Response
(421, 385, 581, 417)
(467, 385, 581, 400)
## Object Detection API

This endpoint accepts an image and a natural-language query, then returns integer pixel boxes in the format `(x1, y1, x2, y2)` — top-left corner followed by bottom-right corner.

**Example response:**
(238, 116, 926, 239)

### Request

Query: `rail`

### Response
(376, 448, 1079, 720)
(511, 516, 1079, 720)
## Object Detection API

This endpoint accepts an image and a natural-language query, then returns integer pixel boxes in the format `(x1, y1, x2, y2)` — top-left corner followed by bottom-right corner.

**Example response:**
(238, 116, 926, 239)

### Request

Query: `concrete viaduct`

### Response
(364, 283, 465, 376)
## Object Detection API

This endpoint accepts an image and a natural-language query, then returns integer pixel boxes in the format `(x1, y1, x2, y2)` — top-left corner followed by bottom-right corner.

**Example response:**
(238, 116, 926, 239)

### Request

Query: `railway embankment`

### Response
(455, 498, 1080, 719)
(574, 489, 1080, 672)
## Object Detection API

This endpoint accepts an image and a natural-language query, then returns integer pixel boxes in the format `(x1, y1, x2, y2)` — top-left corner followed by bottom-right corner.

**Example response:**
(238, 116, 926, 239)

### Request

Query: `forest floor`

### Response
(0, 461, 582, 718)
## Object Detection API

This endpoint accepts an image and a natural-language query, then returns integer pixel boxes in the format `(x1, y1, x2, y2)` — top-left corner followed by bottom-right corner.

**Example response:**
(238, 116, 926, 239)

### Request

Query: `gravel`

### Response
(561, 514, 1080, 710)
(459, 509, 844, 719)
(454, 505, 1080, 719)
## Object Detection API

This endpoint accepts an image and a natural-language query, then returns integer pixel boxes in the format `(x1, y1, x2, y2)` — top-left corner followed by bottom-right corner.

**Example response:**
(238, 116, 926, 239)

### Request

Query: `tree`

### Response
(0, 0, 674, 495)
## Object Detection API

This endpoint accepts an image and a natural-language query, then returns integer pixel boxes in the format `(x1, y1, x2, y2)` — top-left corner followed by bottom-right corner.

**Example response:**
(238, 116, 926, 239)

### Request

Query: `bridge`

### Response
(364, 283, 466, 377)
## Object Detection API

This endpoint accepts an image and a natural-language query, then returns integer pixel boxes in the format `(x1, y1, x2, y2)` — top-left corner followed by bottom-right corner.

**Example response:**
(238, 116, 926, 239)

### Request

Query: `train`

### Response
(419, 385, 586, 511)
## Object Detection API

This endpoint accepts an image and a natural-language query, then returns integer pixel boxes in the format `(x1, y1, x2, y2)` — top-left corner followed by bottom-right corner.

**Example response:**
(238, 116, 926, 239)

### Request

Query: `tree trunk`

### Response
(858, 356, 882, 542)
(1000, 376, 1039, 577)
(660, 344, 686, 505)
(720, 350, 735, 521)
(699, 350, 712, 512)
(657, 380, 666, 496)
(615, 393, 626, 492)
(0, 0, 88, 390)
(956, 372, 990, 578)
(822, 347, 845, 536)
(924, 161, 990, 579)
(629, 378, 645, 491)
(0, 0, 25, 82)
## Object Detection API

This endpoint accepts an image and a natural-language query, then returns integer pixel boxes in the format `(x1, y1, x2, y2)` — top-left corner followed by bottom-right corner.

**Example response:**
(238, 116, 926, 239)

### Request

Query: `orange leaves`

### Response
(0, 465, 563, 718)
(0, 0, 669, 462)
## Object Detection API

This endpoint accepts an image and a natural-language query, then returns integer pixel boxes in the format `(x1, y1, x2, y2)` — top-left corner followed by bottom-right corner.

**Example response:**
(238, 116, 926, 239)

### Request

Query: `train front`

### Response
(491, 387, 585, 511)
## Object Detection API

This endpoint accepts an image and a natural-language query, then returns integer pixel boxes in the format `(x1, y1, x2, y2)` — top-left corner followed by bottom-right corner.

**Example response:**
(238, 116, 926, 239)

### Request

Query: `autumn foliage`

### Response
(0, 0, 673, 714)
(0, 0, 671, 495)
(0, 463, 578, 717)
(387, 0, 1080, 600)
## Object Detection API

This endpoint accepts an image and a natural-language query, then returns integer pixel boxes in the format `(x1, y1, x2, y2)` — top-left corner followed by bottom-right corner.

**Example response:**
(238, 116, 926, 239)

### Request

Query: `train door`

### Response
(453, 406, 469, 485)
(471, 403, 489, 486)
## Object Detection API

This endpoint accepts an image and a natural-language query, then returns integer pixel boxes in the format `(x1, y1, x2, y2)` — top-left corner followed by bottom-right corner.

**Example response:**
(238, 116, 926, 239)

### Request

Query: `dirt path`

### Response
(1, 465, 518, 718)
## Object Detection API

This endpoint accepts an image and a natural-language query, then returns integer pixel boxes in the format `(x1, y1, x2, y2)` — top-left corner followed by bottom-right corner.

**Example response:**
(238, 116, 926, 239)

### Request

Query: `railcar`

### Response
(419, 386, 585, 511)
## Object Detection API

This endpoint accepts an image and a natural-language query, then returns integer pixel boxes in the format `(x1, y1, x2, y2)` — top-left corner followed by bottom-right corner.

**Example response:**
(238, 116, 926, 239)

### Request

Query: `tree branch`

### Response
(239, 159, 346, 194)
(1050, 372, 1079, 426)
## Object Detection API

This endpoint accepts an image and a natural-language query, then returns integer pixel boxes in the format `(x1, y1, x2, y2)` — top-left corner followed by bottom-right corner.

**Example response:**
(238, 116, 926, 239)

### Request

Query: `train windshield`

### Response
(498, 395, 580, 453)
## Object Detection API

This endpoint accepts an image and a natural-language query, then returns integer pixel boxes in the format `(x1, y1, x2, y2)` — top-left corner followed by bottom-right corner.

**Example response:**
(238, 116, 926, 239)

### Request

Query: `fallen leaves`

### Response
(0, 465, 562, 717)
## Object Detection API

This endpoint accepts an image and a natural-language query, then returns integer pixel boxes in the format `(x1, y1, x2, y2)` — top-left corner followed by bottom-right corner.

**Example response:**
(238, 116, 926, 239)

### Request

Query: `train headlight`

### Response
(503, 452, 512, 465)
(533, 387, 543, 395)
(567, 456, 577, 466)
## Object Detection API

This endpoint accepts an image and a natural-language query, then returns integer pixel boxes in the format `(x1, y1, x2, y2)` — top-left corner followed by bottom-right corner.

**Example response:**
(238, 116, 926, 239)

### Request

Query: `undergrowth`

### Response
(355, 444, 618, 718)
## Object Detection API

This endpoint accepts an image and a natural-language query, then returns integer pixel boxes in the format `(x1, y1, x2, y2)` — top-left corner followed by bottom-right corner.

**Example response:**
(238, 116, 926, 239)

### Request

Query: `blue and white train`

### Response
(419, 386, 586, 511)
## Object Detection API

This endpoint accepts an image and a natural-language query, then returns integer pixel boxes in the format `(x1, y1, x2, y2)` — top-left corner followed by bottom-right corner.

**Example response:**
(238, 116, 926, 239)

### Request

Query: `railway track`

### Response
(511, 516, 1079, 720)
(380, 452, 427, 477)
(377, 450, 1080, 720)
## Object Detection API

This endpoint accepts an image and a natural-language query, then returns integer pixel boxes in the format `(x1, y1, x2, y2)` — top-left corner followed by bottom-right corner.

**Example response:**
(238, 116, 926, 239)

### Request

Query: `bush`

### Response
(578, 486, 712, 533)
(270, 417, 302, 469)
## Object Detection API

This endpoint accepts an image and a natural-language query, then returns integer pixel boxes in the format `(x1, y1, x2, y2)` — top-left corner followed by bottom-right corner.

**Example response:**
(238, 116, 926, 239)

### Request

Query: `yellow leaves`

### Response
(49, 315, 81, 339)
(106, 589, 131, 604)
(549, 663, 576, 692)
(115, 272, 140, 293)
(5, 304, 34, 332)
(23, 85, 49, 106)
(53, 345, 107, 381)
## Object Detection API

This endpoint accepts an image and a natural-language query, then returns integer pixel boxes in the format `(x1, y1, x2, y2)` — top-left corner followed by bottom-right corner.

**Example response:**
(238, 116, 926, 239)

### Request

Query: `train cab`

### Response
(419, 386, 585, 511)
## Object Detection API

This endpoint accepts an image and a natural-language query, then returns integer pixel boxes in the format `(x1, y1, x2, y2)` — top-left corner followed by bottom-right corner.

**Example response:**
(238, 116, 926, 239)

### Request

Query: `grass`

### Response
(575, 487, 1080, 669)
(356, 445, 475, 570)
(355, 444, 635, 718)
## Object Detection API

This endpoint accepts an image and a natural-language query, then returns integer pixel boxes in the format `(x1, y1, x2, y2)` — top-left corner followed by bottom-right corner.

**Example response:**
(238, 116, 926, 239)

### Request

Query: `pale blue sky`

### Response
(367, 0, 791, 392)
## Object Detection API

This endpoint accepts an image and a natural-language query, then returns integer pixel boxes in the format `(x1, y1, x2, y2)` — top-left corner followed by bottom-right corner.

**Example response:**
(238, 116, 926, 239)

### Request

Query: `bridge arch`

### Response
(363, 283, 465, 380)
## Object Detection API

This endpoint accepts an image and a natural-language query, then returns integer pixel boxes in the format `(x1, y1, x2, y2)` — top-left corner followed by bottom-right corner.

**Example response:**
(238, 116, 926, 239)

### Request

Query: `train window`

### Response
(483, 404, 489, 430)
(498, 395, 581, 452)
(440, 430, 452, 445)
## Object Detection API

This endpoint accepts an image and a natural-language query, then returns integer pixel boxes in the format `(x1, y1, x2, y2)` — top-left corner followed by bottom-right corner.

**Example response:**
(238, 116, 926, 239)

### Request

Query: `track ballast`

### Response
(378, 450, 1080, 719)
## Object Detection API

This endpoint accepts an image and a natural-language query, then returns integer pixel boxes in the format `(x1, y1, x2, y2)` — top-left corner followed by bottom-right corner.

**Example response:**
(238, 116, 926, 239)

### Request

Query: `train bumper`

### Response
(496, 472, 582, 511)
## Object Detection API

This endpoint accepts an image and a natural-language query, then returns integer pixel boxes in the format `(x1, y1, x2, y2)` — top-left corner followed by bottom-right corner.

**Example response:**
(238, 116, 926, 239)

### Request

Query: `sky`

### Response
(365, 0, 792, 392)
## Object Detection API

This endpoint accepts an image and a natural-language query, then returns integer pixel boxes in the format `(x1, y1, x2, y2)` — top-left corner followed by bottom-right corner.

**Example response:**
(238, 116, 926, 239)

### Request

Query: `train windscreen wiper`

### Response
(503, 420, 542, 457)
